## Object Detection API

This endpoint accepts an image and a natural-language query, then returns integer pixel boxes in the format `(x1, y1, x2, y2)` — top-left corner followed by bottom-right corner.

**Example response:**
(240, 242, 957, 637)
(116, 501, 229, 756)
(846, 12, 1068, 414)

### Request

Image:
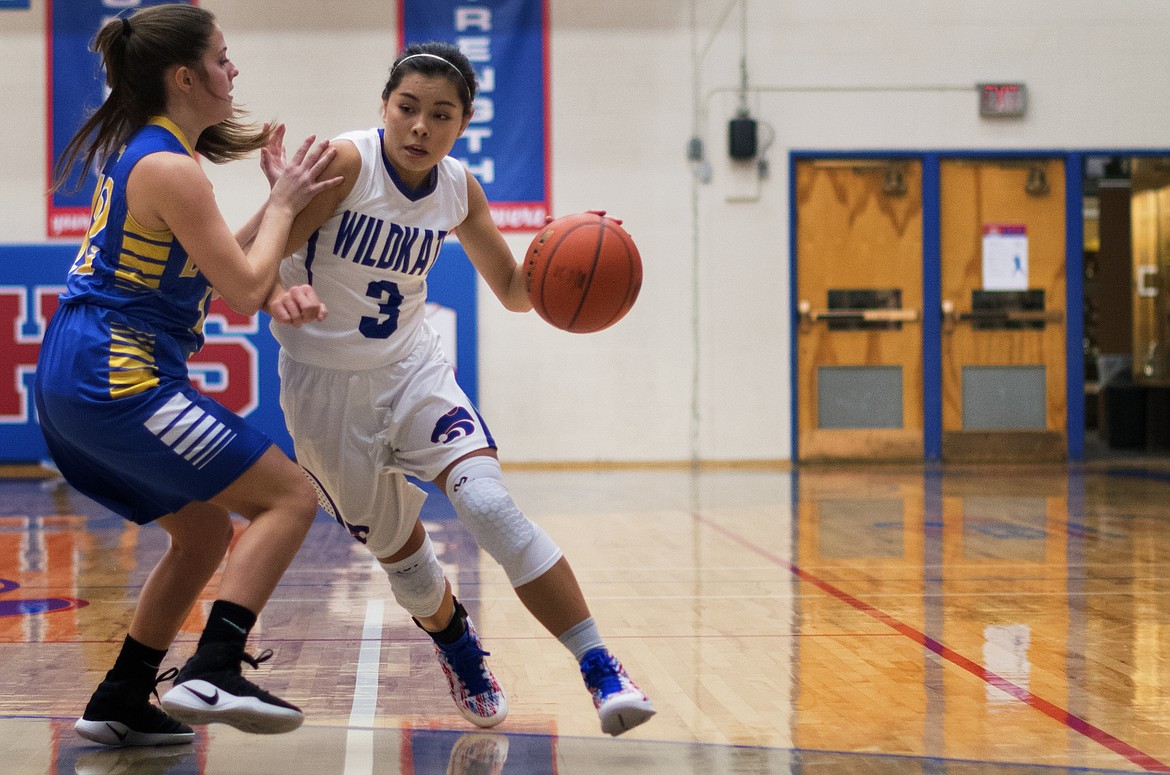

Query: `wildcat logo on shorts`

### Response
(431, 406, 477, 444)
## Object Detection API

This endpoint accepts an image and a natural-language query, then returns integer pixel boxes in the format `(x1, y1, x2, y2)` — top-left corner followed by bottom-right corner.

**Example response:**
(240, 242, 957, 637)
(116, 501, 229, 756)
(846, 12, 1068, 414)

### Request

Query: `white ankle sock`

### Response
(558, 617, 605, 661)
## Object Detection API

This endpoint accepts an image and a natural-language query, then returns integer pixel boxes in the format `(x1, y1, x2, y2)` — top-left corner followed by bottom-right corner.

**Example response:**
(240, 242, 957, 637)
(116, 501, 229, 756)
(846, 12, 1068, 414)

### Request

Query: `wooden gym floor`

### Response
(1, 459, 1169, 774)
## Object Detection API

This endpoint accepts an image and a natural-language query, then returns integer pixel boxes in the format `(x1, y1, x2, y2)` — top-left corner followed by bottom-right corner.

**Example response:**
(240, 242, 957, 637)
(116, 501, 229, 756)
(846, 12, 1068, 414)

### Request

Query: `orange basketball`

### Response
(524, 212, 643, 333)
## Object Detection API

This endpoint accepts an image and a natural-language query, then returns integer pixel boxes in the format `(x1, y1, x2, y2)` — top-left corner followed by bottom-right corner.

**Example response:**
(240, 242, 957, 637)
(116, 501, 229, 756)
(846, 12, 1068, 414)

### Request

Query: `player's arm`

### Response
(455, 168, 532, 313)
(234, 202, 267, 252)
(128, 137, 338, 315)
(253, 130, 360, 257)
(280, 139, 360, 256)
(131, 152, 276, 313)
(260, 141, 359, 324)
(234, 122, 287, 252)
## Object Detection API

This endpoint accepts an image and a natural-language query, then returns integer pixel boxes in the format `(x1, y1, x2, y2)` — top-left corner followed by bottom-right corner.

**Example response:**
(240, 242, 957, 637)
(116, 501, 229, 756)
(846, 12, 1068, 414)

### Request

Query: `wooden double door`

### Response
(795, 156, 1068, 462)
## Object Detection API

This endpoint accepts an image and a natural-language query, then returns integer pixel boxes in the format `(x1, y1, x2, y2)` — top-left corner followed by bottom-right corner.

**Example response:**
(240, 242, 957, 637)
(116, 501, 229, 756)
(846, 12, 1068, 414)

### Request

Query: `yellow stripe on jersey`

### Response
(114, 231, 171, 289)
(108, 323, 159, 398)
(122, 233, 170, 260)
(117, 209, 174, 289)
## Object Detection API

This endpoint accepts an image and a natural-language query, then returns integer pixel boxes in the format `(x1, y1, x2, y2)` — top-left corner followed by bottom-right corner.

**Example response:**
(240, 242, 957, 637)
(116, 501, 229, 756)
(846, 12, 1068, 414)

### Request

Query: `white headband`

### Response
(392, 53, 472, 103)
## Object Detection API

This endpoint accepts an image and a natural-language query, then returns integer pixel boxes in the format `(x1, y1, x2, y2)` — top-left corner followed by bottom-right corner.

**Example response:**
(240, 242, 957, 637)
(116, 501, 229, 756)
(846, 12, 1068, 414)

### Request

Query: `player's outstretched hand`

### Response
(268, 284, 328, 327)
(269, 135, 343, 214)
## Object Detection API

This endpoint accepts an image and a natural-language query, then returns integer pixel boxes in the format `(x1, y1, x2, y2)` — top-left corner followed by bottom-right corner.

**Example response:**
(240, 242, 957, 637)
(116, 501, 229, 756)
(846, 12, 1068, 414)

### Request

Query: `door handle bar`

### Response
(947, 309, 1064, 323)
(798, 300, 920, 324)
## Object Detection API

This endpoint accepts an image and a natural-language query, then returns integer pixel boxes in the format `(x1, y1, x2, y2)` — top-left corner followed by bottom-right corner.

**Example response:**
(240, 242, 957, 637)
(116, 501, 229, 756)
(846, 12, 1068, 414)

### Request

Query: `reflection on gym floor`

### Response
(1, 461, 1168, 774)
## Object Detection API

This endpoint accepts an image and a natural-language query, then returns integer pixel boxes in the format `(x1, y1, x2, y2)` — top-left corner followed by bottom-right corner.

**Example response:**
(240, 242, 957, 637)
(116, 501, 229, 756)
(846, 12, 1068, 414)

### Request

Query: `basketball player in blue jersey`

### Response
(262, 41, 655, 736)
(36, 5, 341, 747)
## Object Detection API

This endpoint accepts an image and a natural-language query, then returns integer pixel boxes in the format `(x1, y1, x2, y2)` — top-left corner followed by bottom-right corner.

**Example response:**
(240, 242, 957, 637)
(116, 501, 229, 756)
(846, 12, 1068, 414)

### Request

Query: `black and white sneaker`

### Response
(160, 643, 304, 735)
(74, 668, 195, 747)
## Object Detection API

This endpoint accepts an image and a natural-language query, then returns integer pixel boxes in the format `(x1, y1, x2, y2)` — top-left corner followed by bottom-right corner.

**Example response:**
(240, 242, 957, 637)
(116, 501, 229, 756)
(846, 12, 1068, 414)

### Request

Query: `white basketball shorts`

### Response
(277, 325, 496, 559)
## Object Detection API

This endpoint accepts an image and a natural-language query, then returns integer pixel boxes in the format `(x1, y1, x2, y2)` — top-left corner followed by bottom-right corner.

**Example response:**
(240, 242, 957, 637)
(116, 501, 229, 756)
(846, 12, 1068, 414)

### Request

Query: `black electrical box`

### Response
(728, 117, 757, 160)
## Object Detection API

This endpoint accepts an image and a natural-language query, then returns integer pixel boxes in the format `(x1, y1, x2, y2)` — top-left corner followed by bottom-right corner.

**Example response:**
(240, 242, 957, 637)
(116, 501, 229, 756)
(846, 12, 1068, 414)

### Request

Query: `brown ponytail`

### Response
(50, 4, 271, 194)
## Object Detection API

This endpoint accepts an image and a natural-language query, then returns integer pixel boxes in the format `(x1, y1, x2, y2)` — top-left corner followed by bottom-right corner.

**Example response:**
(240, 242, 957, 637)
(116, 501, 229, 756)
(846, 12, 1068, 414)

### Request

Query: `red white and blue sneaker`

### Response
(579, 648, 656, 736)
(160, 643, 303, 735)
(433, 616, 508, 728)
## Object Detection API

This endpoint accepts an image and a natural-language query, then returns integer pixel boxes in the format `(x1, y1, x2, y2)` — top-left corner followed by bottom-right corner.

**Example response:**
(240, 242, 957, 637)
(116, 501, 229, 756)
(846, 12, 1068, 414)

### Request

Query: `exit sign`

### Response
(978, 83, 1027, 118)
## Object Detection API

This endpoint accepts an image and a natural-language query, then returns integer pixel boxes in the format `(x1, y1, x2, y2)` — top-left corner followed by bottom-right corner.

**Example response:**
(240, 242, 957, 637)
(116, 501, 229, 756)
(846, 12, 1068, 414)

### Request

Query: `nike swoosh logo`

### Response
(222, 618, 248, 635)
(185, 686, 220, 705)
(105, 723, 128, 741)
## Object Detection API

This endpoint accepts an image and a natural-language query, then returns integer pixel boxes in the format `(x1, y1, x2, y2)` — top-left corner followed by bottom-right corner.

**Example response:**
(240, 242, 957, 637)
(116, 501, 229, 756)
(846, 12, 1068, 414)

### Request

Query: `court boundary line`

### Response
(694, 513, 1170, 773)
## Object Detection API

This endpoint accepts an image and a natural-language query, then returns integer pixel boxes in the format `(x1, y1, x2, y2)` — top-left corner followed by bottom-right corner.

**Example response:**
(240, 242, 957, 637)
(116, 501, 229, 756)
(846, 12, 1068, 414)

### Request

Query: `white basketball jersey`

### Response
(273, 128, 469, 369)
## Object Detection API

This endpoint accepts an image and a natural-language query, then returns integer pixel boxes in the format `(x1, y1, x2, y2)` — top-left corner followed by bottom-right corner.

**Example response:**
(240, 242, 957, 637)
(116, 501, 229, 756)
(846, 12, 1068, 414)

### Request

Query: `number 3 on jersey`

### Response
(359, 279, 403, 339)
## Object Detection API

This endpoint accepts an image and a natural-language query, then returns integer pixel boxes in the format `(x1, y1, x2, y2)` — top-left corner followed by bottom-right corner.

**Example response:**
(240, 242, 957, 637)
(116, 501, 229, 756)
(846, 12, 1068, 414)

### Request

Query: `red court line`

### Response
(695, 514, 1170, 773)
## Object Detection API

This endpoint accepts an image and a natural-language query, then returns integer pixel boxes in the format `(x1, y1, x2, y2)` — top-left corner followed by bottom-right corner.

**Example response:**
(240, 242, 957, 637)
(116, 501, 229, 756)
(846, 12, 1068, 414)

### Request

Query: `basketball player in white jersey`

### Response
(262, 41, 655, 736)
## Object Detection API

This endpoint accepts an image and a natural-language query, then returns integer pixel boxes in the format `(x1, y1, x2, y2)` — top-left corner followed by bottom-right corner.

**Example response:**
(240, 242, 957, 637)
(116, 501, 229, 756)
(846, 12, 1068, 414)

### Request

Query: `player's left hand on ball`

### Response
(586, 209, 621, 225)
(269, 284, 327, 327)
(544, 209, 623, 226)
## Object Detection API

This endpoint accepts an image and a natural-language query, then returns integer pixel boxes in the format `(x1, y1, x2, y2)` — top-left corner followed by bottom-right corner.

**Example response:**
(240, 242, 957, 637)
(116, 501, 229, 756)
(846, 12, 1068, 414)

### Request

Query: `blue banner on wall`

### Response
(46, 0, 190, 238)
(0, 1, 31, 10)
(0, 244, 477, 464)
(400, 0, 550, 232)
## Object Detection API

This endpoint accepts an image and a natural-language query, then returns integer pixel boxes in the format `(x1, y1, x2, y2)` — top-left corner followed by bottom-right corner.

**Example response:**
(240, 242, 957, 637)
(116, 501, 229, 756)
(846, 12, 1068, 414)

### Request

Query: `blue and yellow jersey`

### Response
(36, 117, 277, 522)
(61, 116, 213, 358)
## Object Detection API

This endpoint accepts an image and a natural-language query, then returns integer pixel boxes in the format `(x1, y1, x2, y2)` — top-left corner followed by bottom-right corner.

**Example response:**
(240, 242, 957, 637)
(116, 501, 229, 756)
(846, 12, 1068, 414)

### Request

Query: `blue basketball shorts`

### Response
(34, 303, 273, 524)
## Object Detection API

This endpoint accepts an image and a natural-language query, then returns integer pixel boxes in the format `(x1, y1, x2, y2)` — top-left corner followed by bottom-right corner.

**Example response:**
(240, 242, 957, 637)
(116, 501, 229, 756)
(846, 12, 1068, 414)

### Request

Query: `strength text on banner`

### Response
(400, 0, 551, 232)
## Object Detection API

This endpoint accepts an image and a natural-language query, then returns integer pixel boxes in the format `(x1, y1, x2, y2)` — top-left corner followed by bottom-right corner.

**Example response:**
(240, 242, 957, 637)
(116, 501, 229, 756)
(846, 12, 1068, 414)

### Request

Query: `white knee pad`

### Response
(379, 534, 446, 618)
(445, 457, 562, 587)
